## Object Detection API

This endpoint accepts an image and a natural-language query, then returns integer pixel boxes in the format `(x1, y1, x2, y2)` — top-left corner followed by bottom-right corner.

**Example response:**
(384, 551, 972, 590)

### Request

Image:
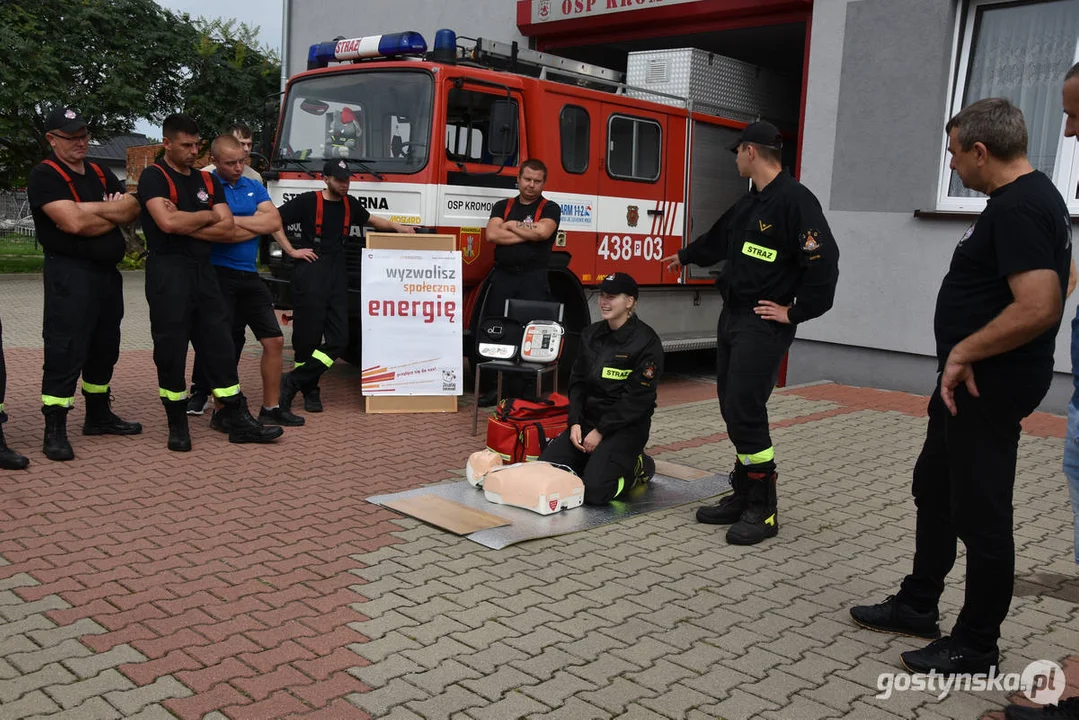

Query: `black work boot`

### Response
(217, 394, 284, 444)
(259, 406, 305, 427)
(163, 398, 192, 452)
(82, 392, 142, 436)
(42, 406, 74, 461)
(0, 424, 29, 470)
(633, 453, 655, 486)
(725, 469, 778, 545)
(303, 386, 323, 413)
(849, 595, 941, 639)
(697, 463, 749, 525)
(900, 636, 998, 675)
(279, 372, 300, 412)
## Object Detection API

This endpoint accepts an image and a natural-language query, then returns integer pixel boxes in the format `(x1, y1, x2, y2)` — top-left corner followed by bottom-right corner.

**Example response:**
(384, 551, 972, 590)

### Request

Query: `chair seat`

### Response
(477, 359, 558, 374)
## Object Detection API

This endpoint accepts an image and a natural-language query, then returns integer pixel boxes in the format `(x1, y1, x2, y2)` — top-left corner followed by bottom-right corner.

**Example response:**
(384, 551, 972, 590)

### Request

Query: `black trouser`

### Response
(40, 254, 124, 407)
(289, 256, 347, 391)
(192, 266, 283, 394)
(897, 371, 1049, 653)
(0, 316, 7, 422)
(145, 254, 239, 400)
(482, 266, 549, 398)
(716, 306, 796, 462)
(540, 419, 650, 505)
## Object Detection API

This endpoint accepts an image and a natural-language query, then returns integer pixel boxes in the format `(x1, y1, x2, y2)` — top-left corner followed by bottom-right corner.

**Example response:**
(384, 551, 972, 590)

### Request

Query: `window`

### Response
(939, 0, 1079, 212)
(560, 105, 590, 174)
(445, 89, 519, 166)
(607, 115, 661, 182)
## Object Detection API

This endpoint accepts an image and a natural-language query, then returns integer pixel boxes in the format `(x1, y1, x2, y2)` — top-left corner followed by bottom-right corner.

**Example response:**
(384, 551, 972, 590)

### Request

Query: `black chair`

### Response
(472, 299, 564, 435)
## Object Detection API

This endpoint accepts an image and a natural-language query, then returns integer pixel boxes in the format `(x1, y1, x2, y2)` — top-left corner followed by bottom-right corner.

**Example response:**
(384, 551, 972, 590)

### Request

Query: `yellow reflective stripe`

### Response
(81, 381, 109, 394)
(738, 447, 775, 465)
(614, 476, 625, 498)
(312, 350, 334, 368)
(0, 403, 5, 412)
(741, 241, 777, 262)
(601, 367, 632, 380)
(294, 361, 305, 369)
(41, 395, 74, 408)
(159, 388, 188, 401)
(764, 513, 777, 527)
(213, 385, 241, 399)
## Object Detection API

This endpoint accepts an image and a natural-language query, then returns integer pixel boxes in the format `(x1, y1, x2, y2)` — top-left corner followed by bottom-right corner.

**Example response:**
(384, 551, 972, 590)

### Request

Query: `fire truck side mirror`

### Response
(487, 99, 518, 159)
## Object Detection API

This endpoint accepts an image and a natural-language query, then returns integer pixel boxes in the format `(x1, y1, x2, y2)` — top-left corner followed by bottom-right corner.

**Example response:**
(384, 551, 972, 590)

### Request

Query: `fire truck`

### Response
(260, 29, 800, 367)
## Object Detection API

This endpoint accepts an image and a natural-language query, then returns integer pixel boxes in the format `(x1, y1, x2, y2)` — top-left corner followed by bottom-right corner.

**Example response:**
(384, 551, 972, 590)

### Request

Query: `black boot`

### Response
(697, 463, 749, 525)
(42, 406, 74, 461)
(163, 398, 192, 452)
(303, 386, 323, 413)
(82, 392, 142, 436)
(217, 394, 283, 444)
(0, 424, 29, 470)
(279, 372, 300, 412)
(726, 469, 779, 545)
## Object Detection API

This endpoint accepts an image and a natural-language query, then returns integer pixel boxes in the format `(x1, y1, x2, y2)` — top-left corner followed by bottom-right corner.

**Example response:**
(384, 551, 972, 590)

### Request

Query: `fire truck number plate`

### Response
(598, 235, 665, 262)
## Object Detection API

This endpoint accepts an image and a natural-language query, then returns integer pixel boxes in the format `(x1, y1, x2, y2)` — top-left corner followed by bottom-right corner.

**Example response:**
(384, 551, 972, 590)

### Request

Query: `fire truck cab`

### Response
(261, 29, 799, 367)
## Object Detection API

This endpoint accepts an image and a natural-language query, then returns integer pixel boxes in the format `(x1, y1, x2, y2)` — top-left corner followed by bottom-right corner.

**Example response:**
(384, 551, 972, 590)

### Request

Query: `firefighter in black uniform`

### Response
(139, 114, 282, 451)
(663, 121, 840, 546)
(480, 158, 562, 405)
(27, 106, 142, 461)
(0, 318, 29, 470)
(274, 159, 414, 413)
(539, 273, 662, 505)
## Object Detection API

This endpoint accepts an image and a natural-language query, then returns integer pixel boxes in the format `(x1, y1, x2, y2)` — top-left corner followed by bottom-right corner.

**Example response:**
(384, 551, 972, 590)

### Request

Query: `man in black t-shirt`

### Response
(478, 158, 562, 405)
(852, 99, 1071, 677)
(273, 159, 414, 413)
(27, 106, 142, 462)
(138, 114, 282, 451)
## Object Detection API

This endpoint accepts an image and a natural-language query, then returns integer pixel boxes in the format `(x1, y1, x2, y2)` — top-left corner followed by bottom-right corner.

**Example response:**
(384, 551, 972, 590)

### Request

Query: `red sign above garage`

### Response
(528, 0, 704, 24)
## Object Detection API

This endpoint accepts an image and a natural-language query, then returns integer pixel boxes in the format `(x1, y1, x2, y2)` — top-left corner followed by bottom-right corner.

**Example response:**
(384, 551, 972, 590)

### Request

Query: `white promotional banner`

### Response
(360, 249, 463, 396)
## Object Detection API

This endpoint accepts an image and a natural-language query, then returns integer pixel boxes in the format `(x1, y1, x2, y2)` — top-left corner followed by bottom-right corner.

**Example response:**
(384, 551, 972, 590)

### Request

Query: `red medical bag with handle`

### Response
(485, 392, 570, 463)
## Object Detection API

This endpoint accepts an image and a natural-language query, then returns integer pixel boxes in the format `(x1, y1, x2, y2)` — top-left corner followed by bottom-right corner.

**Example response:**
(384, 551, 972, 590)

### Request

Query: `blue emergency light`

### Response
(307, 31, 428, 70)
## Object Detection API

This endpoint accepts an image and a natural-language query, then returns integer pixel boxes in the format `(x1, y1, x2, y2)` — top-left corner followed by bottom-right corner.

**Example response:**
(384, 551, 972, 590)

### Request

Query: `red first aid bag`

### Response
(486, 392, 570, 463)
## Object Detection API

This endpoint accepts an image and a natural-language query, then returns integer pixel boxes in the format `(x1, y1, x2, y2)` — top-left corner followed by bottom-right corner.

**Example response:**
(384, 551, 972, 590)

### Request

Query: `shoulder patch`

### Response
(799, 229, 821, 253)
(642, 362, 656, 380)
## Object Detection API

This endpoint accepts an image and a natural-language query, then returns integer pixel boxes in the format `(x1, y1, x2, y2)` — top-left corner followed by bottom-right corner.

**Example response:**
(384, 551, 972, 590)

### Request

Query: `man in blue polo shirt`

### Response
(187, 134, 303, 427)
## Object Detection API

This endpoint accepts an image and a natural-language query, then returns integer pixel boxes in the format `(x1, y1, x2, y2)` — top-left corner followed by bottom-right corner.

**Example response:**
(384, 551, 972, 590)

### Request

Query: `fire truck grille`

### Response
(345, 238, 365, 289)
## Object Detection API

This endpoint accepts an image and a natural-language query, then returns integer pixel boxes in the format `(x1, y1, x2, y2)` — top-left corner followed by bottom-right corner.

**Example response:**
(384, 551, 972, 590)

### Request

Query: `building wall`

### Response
(796, 0, 1076, 410)
(284, 0, 522, 80)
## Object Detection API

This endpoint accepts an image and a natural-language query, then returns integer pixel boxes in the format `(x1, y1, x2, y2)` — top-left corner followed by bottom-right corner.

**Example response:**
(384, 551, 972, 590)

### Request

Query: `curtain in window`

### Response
(949, 0, 1079, 197)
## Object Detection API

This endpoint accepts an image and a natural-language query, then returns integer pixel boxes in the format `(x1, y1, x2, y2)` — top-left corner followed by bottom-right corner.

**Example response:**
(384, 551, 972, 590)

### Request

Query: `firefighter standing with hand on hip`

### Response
(662, 120, 840, 546)
(27, 106, 143, 462)
(138, 114, 283, 451)
(479, 158, 562, 405)
(274, 159, 414, 414)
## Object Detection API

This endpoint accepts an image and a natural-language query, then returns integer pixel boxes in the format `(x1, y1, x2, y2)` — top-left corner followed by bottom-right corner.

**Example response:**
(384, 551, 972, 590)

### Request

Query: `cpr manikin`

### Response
(465, 449, 584, 515)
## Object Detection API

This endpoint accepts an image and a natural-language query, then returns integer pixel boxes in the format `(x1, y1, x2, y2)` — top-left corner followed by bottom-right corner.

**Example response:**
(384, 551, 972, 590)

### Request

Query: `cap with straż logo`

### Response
(599, 272, 639, 299)
(322, 159, 351, 180)
(44, 106, 87, 135)
(728, 120, 783, 153)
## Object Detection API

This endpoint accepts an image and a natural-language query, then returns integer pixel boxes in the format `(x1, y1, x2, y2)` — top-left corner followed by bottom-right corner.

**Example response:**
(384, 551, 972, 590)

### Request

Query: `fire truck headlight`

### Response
(268, 242, 283, 259)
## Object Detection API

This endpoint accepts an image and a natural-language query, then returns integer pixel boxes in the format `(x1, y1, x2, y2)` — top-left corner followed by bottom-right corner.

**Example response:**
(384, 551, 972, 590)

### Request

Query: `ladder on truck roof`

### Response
(469, 38, 625, 86)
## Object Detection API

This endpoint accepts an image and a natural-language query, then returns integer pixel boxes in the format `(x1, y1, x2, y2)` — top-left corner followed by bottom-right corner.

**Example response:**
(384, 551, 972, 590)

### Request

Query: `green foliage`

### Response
(0, 1, 281, 189)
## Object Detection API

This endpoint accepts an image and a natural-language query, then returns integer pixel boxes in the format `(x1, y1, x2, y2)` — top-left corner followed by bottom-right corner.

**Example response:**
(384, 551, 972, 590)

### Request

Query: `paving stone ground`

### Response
(0, 272, 1077, 719)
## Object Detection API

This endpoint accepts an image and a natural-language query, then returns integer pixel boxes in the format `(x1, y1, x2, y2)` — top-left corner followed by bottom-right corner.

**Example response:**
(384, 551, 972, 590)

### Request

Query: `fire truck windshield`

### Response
(275, 70, 433, 174)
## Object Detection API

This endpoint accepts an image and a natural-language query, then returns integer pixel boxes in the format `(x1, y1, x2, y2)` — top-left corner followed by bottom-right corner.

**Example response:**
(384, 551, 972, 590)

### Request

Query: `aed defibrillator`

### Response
(519, 320, 564, 363)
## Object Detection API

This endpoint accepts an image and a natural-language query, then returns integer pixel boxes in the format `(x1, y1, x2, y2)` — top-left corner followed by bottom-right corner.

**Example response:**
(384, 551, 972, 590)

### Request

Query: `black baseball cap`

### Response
(599, 272, 639, 299)
(728, 120, 783, 153)
(44, 106, 87, 135)
(322, 159, 351, 180)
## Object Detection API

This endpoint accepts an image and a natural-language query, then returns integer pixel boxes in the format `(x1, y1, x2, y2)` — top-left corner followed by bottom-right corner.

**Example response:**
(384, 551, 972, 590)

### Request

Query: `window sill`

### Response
(914, 209, 1079, 221)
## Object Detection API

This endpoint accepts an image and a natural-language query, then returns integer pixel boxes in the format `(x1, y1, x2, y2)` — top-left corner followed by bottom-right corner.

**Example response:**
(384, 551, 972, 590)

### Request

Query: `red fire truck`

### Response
(261, 29, 800, 366)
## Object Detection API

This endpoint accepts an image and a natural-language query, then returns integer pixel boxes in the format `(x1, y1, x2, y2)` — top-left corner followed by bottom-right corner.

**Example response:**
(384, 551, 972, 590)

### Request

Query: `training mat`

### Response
(368, 472, 731, 549)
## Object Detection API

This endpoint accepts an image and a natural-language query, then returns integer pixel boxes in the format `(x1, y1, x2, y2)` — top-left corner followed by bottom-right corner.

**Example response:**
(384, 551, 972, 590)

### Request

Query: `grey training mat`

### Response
(367, 473, 732, 549)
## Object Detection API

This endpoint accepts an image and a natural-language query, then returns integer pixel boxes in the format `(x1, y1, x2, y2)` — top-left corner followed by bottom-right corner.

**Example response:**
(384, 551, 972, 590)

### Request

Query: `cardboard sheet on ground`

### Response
(368, 471, 731, 549)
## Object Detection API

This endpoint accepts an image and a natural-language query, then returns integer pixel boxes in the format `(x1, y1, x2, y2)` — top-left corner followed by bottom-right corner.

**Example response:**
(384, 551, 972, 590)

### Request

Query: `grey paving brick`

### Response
(466, 690, 551, 720)
(681, 664, 755, 698)
(804, 675, 882, 712)
(523, 696, 610, 720)
(346, 678, 429, 717)
(0, 690, 61, 719)
(0, 596, 69, 623)
(453, 619, 520, 650)
(402, 636, 474, 671)
(45, 668, 133, 710)
(26, 619, 106, 649)
(456, 641, 530, 674)
(348, 654, 426, 689)
(0, 663, 78, 704)
(25, 696, 122, 720)
(577, 676, 657, 714)
(8, 640, 95, 675)
(119, 705, 182, 720)
(404, 658, 483, 695)
(623, 658, 698, 694)
(461, 665, 540, 702)
(703, 688, 781, 720)
(401, 615, 472, 646)
(1, 635, 42, 658)
(405, 684, 487, 720)
(504, 627, 575, 656)
(352, 609, 422, 640)
(0, 616, 53, 642)
(104, 676, 192, 716)
(637, 682, 716, 720)
(0, 574, 39, 592)
(518, 669, 597, 708)
(349, 631, 423, 663)
(62, 644, 146, 680)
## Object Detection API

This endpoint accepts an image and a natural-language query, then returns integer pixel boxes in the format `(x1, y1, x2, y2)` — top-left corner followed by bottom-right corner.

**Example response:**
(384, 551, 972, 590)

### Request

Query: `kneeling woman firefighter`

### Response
(540, 273, 663, 505)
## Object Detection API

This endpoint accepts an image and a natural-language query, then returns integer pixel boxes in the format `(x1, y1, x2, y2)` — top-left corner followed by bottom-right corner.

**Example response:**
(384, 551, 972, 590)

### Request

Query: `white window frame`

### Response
(937, 0, 1079, 214)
